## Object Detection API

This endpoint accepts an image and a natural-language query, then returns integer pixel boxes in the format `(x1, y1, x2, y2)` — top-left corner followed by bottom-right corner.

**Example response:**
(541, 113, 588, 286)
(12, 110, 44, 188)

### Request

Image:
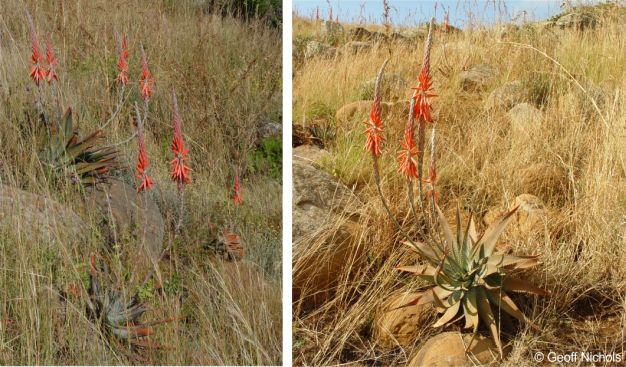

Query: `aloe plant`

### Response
(40, 108, 118, 185)
(397, 206, 549, 355)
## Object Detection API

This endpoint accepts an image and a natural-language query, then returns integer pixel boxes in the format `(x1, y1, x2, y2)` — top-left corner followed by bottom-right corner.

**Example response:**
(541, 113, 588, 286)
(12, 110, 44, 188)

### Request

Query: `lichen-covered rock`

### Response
(320, 20, 344, 38)
(358, 73, 407, 101)
(373, 292, 434, 348)
(508, 103, 543, 134)
(304, 40, 337, 59)
(458, 64, 497, 91)
(293, 145, 330, 166)
(555, 11, 597, 30)
(0, 184, 85, 245)
(485, 81, 527, 111)
(408, 332, 501, 367)
(344, 41, 372, 55)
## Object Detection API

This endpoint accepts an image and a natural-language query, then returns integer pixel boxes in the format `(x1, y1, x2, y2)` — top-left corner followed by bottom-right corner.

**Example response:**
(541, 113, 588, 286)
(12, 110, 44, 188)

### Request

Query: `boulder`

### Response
(85, 179, 164, 261)
(320, 20, 344, 38)
(373, 292, 434, 348)
(350, 27, 386, 42)
(304, 41, 337, 59)
(256, 119, 282, 142)
(0, 184, 85, 245)
(293, 145, 330, 166)
(343, 41, 372, 55)
(408, 332, 501, 367)
(484, 81, 527, 111)
(458, 64, 497, 91)
(358, 73, 407, 101)
(292, 156, 362, 309)
(508, 102, 543, 134)
(555, 11, 597, 30)
(484, 194, 550, 243)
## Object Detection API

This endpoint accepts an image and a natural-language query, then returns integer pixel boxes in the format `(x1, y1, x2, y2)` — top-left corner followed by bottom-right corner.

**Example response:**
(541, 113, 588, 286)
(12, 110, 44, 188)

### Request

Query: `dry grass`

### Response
(0, 0, 281, 365)
(293, 7, 625, 366)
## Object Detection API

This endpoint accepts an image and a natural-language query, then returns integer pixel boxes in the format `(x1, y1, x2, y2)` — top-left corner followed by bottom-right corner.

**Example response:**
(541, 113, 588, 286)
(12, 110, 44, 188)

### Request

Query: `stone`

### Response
(304, 40, 337, 59)
(0, 184, 85, 245)
(350, 27, 386, 42)
(508, 102, 543, 134)
(458, 64, 497, 91)
(484, 194, 550, 243)
(358, 73, 407, 101)
(292, 156, 362, 309)
(343, 41, 372, 55)
(293, 145, 330, 166)
(257, 119, 282, 142)
(373, 292, 434, 348)
(484, 81, 527, 111)
(555, 11, 597, 30)
(85, 179, 164, 261)
(320, 20, 344, 38)
(408, 332, 501, 367)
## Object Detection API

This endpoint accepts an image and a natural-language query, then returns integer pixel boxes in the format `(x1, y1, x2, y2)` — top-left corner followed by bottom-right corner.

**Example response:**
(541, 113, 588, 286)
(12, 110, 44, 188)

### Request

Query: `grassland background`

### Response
(0, 0, 282, 365)
(293, 4, 625, 366)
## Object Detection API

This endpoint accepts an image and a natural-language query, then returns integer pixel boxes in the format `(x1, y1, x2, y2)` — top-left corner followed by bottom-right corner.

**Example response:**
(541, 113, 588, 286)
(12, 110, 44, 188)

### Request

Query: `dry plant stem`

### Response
(35, 85, 48, 128)
(101, 86, 126, 130)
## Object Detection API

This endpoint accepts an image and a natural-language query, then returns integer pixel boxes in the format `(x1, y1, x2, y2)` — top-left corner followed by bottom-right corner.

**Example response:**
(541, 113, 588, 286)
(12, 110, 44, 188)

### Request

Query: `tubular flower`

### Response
(412, 18, 436, 123)
(29, 21, 46, 86)
(364, 60, 388, 157)
(170, 91, 191, 188)
(233, 172, 243, 205)
(139, 47, 154, 102)
(397, 124, 419, 179)
(444, 11, 450, 33)
(45, 34, 58, 84)
(115, 35, 129, 86)
(135, 122, 153, 193)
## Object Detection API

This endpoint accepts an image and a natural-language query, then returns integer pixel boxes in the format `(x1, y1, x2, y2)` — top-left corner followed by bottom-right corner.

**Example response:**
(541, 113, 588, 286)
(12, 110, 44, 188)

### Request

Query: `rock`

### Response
(293, 145, 330, 166)
(320, 20, 344, 38)
(508, 103, 543, 135)
(85, 179, 164, 261)
(292, 156, 362, 309)
(484, 194, 550, 243)
(555, 11, 597, 30)
(458, 64, 497, 91)
(408, 332, 502, 367)
(373, 292, 434, 348)
(343, 41, 372, 55)
(304, 40, 337, 59)
(0, 184, 85, 245)
(518, 163, 568, 202)
(359, 73, 407, 101)
(257, 119, 282, 142)
(484, 81, 527, 111)
(350, 27, 386, 42)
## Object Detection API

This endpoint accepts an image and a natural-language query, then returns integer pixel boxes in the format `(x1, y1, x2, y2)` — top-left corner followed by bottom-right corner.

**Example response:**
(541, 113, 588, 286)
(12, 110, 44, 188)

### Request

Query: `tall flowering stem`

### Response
(139, 44, 154, 123)
(170, 90, 191, 236)
(28, 17, 46, 86)
(45, 35, 58, 84)
(103, 34, 129, 130)
(134, 103, 153, 193)
(411, 17, 436, 215)
(233, 171, 244, 205)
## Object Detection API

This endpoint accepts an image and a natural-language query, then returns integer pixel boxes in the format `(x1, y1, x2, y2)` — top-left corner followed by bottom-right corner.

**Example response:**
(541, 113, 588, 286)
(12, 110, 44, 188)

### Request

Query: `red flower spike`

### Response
(28, 19, 46, 86)
(397, 124, 419, 179)
(444, 11, 450, 33)
(170, 91, 191, 188)
(45, 34, 58, 84)
(411, 18, 436, 124)
(139, 46, 154, 101)
(135, 120, 154, 193)
(364, 60, 388, 157)
(233, 172, 243, 205)
(116, 35, 129, 86)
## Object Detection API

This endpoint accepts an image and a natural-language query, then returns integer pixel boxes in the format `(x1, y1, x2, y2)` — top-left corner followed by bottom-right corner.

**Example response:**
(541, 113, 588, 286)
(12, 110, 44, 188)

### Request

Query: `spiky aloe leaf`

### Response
(395, 203, 549, 358)
(41, 108, 119, 185)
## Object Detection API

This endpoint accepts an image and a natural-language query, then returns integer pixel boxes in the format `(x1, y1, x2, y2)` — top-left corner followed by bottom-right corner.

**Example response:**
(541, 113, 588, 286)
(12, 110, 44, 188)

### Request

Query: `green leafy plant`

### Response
(397, 206, 549, 355)
(40, 108, 118, 185)
(248, 136, 281, 179)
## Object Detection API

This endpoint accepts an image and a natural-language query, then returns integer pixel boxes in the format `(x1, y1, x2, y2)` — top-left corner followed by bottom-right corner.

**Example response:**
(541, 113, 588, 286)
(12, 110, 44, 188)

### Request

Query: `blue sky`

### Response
(292, 1, 600, 28)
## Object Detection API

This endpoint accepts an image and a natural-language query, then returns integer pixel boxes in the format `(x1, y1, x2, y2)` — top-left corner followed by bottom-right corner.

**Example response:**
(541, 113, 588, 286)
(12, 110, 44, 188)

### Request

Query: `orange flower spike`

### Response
(135, 121, 154, 193)
(139, 46, 154, 102)
(412, 18, 436, 123)
(170, 91, 191, 188)
(28, 17, 46, 86)
(364, 60, 389, 157)
(115, 35, 129, 86)
(45, 34, 58, 84)
(397, 124, 419, 179)
(233, 172, 244, 205)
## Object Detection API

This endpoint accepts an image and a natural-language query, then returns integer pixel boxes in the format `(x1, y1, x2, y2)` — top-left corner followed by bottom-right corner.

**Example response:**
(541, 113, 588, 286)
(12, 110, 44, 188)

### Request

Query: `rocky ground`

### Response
(293, 3, 625, 366)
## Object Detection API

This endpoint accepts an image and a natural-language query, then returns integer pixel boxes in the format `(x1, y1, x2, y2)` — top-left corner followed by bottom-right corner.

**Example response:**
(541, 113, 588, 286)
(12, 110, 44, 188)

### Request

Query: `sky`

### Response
(292, 0, 602, 28)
